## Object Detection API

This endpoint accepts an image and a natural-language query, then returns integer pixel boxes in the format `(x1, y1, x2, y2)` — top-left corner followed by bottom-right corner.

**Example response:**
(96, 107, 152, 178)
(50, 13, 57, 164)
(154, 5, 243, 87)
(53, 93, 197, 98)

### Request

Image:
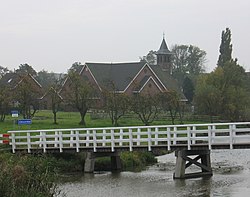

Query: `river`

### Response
(59, 150, 250, 197)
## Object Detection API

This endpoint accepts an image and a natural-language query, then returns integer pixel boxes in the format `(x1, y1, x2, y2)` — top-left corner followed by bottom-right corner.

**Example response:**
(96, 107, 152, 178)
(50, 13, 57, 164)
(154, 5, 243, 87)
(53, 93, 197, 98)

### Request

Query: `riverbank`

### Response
(0, 149, 158, 197)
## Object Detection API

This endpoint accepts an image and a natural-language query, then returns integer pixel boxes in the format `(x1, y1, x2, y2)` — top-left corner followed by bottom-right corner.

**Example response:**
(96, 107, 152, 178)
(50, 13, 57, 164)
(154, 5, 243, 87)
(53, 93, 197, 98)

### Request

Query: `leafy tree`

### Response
(103, 83, 129, 126)
(65, 71, 95, 126)
(182, 76, 195, 103)
(36, 70, 63, 89)
(68, 62, 83, 73)
(140, 50, 157, 65)
(15, 63, 37, 77)
(0, 85, 11, 121)
(194, 62, 249, 121)
(0, 66, 9, 79)
(194, 74, 223, 122)
(217, 28, 233, 67)
(171, 44, 206, 83)
(14, 75, 41, 119)
(131, 93, 158, 126)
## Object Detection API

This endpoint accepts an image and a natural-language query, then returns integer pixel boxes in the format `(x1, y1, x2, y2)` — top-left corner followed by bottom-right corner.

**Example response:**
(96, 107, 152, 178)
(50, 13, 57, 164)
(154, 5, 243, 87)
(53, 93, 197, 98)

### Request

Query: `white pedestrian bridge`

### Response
(2, 122, 249, 153)
(2, 122, 250, 179)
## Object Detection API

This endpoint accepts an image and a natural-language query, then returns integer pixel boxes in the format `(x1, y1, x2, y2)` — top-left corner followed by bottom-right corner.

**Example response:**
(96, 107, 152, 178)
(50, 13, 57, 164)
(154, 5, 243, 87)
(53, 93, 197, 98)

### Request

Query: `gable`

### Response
(134, 76, 163, 95)
(124, 63, 167, 94)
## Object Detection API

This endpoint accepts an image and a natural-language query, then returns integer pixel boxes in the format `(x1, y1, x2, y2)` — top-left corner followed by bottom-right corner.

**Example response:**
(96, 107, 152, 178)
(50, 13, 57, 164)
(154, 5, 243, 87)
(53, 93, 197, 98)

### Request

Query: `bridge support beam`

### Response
(84, 151, 122, 173)
(84, 152, 96, 173)
(173, 150, 212, 179)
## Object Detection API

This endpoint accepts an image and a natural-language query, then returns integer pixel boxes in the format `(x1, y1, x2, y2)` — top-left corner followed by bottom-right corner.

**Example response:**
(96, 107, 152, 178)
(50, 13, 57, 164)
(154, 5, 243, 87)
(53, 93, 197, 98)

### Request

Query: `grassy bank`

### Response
(0, 152, 61, 197)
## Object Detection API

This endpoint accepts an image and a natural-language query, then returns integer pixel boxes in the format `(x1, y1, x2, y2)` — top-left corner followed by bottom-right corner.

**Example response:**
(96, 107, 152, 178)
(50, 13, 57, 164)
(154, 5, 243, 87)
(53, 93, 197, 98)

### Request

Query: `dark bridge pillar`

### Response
(111, 152, 122, 171)
(84, 151, 122, 173)
(84, 152, 95, 173)
(173, 150, 212, 179)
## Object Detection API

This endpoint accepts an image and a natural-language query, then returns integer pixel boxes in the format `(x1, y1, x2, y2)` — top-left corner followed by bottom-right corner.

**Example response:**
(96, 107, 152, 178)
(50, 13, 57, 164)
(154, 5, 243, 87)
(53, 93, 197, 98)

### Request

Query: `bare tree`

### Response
(65, 71, 95, 126)
(103, 81, 129, 126)
(131, 93, 159, 126)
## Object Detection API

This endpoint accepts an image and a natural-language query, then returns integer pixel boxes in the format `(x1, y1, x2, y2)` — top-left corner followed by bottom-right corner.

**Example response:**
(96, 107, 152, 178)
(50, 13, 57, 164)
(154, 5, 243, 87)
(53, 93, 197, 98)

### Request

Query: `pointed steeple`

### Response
(157, 37, 171, 55)
(156, 36, 173, 74)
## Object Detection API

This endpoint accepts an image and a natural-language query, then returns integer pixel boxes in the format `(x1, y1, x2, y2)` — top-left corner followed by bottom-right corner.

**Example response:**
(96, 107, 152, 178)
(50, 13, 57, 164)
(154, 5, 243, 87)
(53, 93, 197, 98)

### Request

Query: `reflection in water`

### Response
(59, 150, 250, 197)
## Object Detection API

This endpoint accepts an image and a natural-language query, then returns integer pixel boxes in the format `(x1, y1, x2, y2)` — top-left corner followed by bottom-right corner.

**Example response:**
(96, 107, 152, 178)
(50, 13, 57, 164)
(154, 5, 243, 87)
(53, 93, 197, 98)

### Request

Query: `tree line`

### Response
(0, 28, 249, 125)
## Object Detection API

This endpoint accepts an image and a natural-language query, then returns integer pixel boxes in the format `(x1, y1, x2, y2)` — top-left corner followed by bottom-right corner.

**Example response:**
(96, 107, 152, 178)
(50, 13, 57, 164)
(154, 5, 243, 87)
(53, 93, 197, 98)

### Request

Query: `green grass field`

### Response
(0, 110, 205, 133)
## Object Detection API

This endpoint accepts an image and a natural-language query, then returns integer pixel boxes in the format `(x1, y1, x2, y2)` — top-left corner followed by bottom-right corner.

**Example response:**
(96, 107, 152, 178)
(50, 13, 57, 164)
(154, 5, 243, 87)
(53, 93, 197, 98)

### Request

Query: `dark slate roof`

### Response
(0, 73, 21, 88)
(156, 38, 172, 55)
(149, 65, 186, 99)
(0, 72, 42, 89)
(85, 62, 146, 91)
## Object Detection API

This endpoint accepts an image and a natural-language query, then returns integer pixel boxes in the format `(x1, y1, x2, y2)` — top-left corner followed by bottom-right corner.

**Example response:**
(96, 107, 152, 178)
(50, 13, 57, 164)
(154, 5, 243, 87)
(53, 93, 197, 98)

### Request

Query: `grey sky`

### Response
(1, 0, 249, 73)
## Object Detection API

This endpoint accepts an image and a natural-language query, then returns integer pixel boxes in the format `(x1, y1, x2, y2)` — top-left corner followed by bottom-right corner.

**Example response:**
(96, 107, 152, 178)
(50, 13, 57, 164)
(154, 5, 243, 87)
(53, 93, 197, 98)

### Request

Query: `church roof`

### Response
(84, 62, 146, 91)
(156, 38, 172, 55)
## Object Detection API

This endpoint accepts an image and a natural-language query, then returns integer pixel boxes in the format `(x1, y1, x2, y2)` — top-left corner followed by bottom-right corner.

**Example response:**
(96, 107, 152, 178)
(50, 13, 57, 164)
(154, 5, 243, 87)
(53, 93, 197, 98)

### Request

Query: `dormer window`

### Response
(7, 78, 12, 83)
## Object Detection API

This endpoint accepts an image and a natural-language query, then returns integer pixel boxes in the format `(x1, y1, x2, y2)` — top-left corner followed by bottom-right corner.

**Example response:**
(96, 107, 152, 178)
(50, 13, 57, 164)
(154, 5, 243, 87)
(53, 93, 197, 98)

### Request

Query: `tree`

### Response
(14, 76, 41, 119)
(68, 62, 83, 73)
(171, 44, 206, 83)
(0, 66, 9, 79)
(194, 74, 223, 122)
(15, 63, 37, 77)
(158, 90, 181, 124)
(194, 62, 249, 121)
(103, 83, 129, 126)
(131, 93, 158, 126)
(140, 50, 157, 65)
(217, 28, 233, 67)
(47, 86, 62, 124)
(182, 76, 195, 103)
(65, 71, 95, 126)
(0, 85, 11, 121)
(36, 70, 62, 89)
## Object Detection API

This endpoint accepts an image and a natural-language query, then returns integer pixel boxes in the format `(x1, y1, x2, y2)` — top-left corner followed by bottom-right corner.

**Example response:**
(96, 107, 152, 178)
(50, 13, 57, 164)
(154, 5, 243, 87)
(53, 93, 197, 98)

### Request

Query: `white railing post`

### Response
(111, 129, 115, 152)
(11, 133, 16, 153)
(75, 131, 80, 152)
(212, 125, 216, 144)
(102, 129, 106, 147)
(27, 132, 31, 153)
(86, 130, 90, 147)
(167, 127, 171, 150)
(137, 128, 140, 146)
(187, 126, 191, 150)
(155, 127, 158, 146)
(229, 125, 234, 149)
(192, 126, 196, 144)
(70, 130, 74, 148)
(129, 128, 133, 151)
(208, 126, 212, 150)
(39, 131, 43, 148)
(42, 131, 47, 153)
(173, 127, 177, 145)
(93, 130, 97, 152)
(148, 128, 152, 151)
(59, 131, 63, 153)
(119, 129, 123, 146)
(54, 131, 58, 148)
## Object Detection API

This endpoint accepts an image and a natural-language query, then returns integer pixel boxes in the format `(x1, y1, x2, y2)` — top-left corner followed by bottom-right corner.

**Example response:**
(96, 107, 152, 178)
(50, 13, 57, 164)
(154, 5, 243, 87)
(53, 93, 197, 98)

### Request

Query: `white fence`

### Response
(7, 122, 250, 153)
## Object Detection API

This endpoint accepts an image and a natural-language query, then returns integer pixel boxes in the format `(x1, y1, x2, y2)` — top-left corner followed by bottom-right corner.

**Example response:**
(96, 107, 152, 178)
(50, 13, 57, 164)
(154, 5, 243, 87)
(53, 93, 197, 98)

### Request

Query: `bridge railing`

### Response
(7, 122, 250, 153)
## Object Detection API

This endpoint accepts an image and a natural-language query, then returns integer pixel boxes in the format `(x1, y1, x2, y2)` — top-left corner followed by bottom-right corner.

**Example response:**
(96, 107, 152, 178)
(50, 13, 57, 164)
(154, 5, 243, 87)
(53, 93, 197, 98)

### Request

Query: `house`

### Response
(0, 72, 43, 110)
(59, 37, 185, 109)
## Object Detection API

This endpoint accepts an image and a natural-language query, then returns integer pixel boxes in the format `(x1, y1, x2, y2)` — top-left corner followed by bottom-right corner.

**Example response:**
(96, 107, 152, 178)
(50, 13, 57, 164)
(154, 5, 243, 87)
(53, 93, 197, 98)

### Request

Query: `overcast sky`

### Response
(1, 0, 249, 73)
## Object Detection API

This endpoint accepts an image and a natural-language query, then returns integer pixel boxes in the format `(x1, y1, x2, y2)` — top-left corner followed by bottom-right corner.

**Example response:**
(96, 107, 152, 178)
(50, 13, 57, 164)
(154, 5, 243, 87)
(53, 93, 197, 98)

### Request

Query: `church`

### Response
(59, 37, 184, 103)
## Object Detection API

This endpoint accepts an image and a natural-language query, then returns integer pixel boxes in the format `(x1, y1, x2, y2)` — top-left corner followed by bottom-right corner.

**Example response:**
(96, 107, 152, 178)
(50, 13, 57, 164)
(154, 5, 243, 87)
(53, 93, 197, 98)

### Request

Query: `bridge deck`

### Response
(3, 122, 250, 153)
(12, 143, 250, 154)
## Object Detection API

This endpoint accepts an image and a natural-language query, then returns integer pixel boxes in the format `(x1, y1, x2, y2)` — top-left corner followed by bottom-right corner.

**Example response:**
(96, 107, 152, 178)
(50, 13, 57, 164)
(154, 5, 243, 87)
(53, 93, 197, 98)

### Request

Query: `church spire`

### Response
(156, 36, 173, 74)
